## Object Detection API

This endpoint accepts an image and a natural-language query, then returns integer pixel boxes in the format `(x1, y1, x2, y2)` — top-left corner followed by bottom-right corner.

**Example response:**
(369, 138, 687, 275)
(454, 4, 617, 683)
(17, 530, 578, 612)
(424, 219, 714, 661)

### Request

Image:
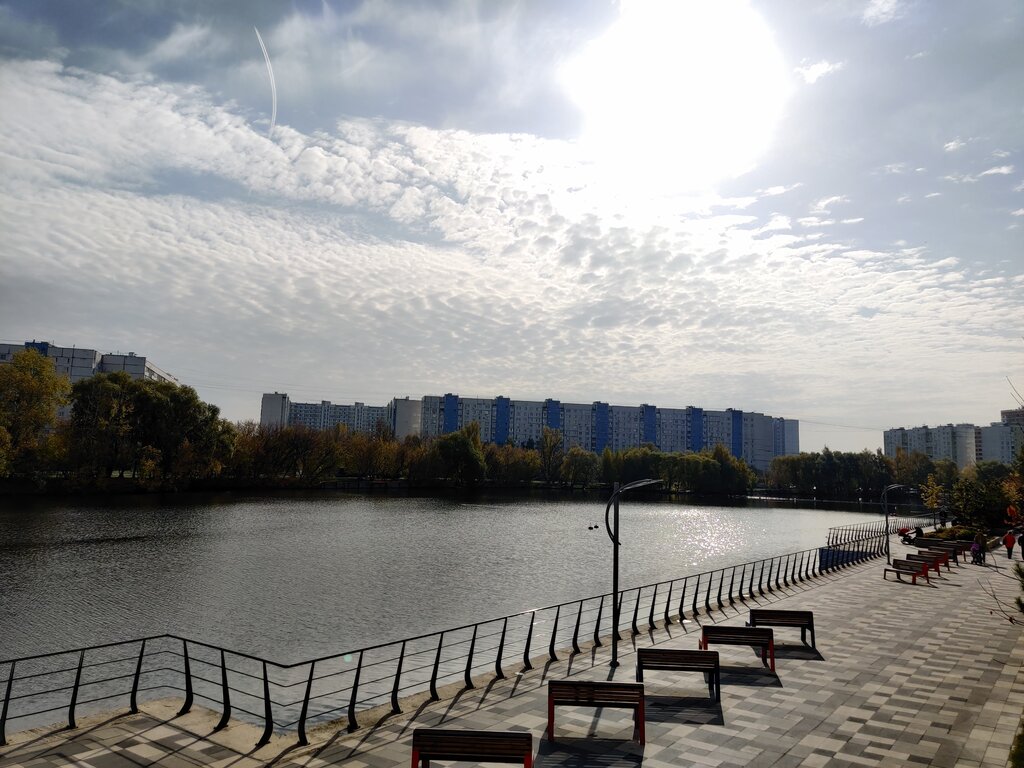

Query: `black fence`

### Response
(0, 531, 886, 748)
(825, 514, 934, 547)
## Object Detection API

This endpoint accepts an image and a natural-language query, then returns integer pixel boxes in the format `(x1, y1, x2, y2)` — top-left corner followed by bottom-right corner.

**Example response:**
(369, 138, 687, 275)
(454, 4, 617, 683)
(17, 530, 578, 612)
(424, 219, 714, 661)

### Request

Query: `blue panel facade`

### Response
(594, 402, 610, 453)
(641, 404, 657, 446)
(731, 409, 743, 458)
(26, 341, 49, 355)
(544, 399, 561, 430)
(494, 396, 510, 445)
(688, 407, 703, 453)
(442, 393, 459, 434)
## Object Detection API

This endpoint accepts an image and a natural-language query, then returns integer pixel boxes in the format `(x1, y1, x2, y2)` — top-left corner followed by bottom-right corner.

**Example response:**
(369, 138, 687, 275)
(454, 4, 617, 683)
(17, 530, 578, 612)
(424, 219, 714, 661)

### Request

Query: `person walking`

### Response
(1003, 530, 1016, 559)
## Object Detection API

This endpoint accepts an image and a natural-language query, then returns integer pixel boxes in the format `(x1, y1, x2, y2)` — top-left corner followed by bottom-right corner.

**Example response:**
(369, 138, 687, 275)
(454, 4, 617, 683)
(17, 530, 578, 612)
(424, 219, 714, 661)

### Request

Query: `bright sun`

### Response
(560, 0, 791, 195)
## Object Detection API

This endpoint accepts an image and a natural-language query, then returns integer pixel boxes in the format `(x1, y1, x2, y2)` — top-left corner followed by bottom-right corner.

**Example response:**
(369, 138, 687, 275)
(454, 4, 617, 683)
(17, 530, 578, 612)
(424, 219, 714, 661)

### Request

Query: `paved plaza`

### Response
(3, 541, 1023, 767)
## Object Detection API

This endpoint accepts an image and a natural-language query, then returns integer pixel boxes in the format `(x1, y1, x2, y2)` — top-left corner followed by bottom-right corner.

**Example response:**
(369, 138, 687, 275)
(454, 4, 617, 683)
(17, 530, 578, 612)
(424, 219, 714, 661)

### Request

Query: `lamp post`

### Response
(604, 478, 662, 668)
(881, 483, 913, 564)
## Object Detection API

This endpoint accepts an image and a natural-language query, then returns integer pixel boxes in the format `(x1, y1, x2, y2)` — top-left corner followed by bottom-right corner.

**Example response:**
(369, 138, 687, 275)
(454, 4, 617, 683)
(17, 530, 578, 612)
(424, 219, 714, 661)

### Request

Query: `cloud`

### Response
(1012, 209, 1024, 217)
(943, 138, 967, 152)
(862, 0, 904, 26)
(979, 165, 1014, 177)
(811, 195, 849, 212)
(795, 59, 844, 84)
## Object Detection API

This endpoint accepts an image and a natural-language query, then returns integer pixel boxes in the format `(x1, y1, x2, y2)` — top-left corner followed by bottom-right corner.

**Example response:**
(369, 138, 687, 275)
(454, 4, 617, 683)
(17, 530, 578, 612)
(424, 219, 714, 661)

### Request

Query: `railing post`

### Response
(774, 556, 783, 590)
(615, 591, 624, 640)
(631, 588, 642, 636)
(67, 650, 84, 730)
(1, 660, 15, 747)
(593, 596, 604, 647)
(703, 572, 713, 613)
(663, 581, 674, 625)
(678, 577, 689, 621)
(430, 633, 445, 699)
(649, 584, 659, 630)
(214, 650, 231, 732)
(346, 650, 363, 733)
(757, 559, 766, 596)
(177, 639, 193, 716)
(747, 562, 756, 599)
(765, 559, 774, 592)
(571, 603, 583, 654)
(297, 661, 315, 746)
(691, 573, 701, 616)
(715, 570, 725, 609)
(727, 567, 737, 605)
(522, 614, 535, 670)
(495, 618, 508, 679)
(548, 606, 560, 661)
(130, 639, 146, 714)
(464, 626, 477, 689)
(782, 555, 790, 587)
(392, 641, 407, 712)
(257, 661, 274, 748)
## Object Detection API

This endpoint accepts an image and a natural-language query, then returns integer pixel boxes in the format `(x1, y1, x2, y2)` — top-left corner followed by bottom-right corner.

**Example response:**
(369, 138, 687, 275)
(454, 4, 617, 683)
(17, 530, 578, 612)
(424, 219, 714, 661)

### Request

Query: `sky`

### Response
(0, 0, 1021, 453)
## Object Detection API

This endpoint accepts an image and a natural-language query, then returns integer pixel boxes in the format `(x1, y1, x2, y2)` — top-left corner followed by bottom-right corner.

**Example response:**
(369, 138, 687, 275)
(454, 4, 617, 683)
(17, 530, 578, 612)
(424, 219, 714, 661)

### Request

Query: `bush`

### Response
(921, 525, 975, 541)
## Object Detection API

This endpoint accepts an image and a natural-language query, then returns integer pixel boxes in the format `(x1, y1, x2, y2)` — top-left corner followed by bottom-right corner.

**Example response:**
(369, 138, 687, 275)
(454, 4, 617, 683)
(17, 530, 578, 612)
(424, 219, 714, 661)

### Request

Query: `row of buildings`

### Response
(0, 340, 178, 385)
(259, 392, 800, 472)
(883, 408, 1024, 469)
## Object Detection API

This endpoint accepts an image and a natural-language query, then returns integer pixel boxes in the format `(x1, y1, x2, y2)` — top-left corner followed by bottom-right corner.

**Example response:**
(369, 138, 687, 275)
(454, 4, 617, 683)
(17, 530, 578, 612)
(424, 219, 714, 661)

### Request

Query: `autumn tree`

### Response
(538, 426, 564, 484)
(560, 445, 599, 489)
(0, 349, 70, 476)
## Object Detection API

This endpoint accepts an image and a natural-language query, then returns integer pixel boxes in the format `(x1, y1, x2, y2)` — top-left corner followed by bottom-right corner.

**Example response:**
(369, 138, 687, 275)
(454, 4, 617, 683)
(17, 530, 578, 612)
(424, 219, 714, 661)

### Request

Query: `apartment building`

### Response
(0, 340, 177, 385)
(259, 391, 800, 470)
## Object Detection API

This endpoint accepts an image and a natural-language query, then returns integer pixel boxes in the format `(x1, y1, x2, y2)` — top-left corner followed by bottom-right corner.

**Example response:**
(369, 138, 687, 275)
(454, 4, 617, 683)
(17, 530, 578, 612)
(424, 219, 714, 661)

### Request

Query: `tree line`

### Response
(1, 348, 1021, 527)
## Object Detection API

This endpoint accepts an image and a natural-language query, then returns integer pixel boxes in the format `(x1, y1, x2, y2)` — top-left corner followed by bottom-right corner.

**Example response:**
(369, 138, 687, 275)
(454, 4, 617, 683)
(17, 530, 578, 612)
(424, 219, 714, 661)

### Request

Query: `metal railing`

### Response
(0, 531, 885, 748)
(826, 514, 933, 546)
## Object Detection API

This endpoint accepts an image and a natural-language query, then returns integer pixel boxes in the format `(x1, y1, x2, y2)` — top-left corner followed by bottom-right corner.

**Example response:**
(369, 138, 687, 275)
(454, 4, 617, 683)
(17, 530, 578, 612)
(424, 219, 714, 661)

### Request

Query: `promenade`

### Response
(2, 540, 1023, 767)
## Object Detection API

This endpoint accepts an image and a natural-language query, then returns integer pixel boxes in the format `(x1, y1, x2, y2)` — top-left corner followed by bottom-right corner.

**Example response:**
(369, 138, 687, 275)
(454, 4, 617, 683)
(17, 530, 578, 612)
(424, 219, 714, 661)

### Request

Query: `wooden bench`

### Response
(915, 548, 951, 570)
(748, 609, 816, 649)
(906, 552, 946, 576)
(883, 559, 929, 584)
(411, 728, 533, 767)
(917, 540, 970, 564)
(699, 626, 775, 672)
(547, 680, 645, 744)
(635, 647, 720, 701)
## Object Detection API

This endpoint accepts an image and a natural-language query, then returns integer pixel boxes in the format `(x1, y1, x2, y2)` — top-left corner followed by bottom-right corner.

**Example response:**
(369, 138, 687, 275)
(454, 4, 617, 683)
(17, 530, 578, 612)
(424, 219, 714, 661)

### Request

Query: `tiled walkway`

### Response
(3, 542, 1023, 767)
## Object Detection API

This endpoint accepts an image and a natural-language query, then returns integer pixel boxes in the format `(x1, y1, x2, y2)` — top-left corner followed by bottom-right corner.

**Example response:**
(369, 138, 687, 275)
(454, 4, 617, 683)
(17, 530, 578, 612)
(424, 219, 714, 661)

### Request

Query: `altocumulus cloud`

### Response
(0, 53, 1021, 448)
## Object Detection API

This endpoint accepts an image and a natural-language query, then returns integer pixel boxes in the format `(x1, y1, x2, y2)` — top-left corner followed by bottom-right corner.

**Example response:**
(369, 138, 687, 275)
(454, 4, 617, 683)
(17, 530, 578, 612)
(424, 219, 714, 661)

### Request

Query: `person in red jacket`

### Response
(1003, 530, 1016, 559)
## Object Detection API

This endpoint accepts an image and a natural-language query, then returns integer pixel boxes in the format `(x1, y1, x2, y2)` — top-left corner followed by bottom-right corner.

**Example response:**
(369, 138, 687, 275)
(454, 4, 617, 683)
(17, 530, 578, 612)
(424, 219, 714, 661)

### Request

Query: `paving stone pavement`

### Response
(3, 542, 1023, 767)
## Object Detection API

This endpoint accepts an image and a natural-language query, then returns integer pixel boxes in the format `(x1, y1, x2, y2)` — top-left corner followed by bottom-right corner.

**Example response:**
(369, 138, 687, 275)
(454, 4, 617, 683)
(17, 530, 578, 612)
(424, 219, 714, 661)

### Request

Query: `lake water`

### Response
(0, 491, 882, 663)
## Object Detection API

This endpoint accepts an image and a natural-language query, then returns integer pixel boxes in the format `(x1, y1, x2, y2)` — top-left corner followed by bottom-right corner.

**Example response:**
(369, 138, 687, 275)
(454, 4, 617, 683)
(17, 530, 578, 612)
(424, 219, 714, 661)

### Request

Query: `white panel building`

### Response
(561, 402, 596, 452)
(0, 341, 177, 385)
(508, 400, 544, 447)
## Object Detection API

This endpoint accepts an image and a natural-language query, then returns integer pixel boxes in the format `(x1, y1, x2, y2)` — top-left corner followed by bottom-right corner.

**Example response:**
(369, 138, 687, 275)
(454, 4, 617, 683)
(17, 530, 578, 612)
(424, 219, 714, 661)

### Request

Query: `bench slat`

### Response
(547, 680, 645, 744)
(635, 648, 720, 701)
(411, 728, 532, 767)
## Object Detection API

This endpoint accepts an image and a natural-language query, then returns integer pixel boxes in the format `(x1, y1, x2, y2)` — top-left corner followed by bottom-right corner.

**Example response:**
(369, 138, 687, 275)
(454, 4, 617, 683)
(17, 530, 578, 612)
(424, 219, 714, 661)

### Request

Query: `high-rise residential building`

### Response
(884, 424, 980, 470)
(388, 397, 421, 441)
(259, 391, 800, 470)
(979, 422, 1024, 465)
(0, 340, 177, 385)
(260, 392, 291, 427)
(1002, 407, 1024, 429)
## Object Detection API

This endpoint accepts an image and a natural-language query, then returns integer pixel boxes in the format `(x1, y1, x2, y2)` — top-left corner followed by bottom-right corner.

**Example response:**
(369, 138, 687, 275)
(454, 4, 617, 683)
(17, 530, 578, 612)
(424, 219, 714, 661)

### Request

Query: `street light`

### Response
(881, 483, 914, 564)
(604, 478, 662, 668)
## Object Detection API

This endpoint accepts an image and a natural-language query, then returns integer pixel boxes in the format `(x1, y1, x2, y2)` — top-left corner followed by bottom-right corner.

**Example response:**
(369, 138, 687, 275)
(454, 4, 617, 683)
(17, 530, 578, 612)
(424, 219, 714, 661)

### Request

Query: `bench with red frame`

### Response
(635, 647, 721, 701)
(748, 609, 816, 649)
(883, 559, 929, 584)
(547, 680, 645, 744)
(410, 728, 533, 767)
(698, 625, 775, 672)
(906, 552, 947, 576)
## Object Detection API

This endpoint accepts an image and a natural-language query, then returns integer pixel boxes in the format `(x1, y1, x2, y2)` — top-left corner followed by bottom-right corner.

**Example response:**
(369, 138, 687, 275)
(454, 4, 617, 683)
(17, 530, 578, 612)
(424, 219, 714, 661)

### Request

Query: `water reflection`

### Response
(0, 492, 880, 662)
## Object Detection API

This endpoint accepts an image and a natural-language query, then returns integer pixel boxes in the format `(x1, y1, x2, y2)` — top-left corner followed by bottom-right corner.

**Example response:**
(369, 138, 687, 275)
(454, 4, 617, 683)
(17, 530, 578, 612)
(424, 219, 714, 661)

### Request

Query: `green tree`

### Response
(0, 349, 70, 475)
(561, 446, 599, 489)
(435, 425, 487, 485)
(539, 427, 564, 484)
